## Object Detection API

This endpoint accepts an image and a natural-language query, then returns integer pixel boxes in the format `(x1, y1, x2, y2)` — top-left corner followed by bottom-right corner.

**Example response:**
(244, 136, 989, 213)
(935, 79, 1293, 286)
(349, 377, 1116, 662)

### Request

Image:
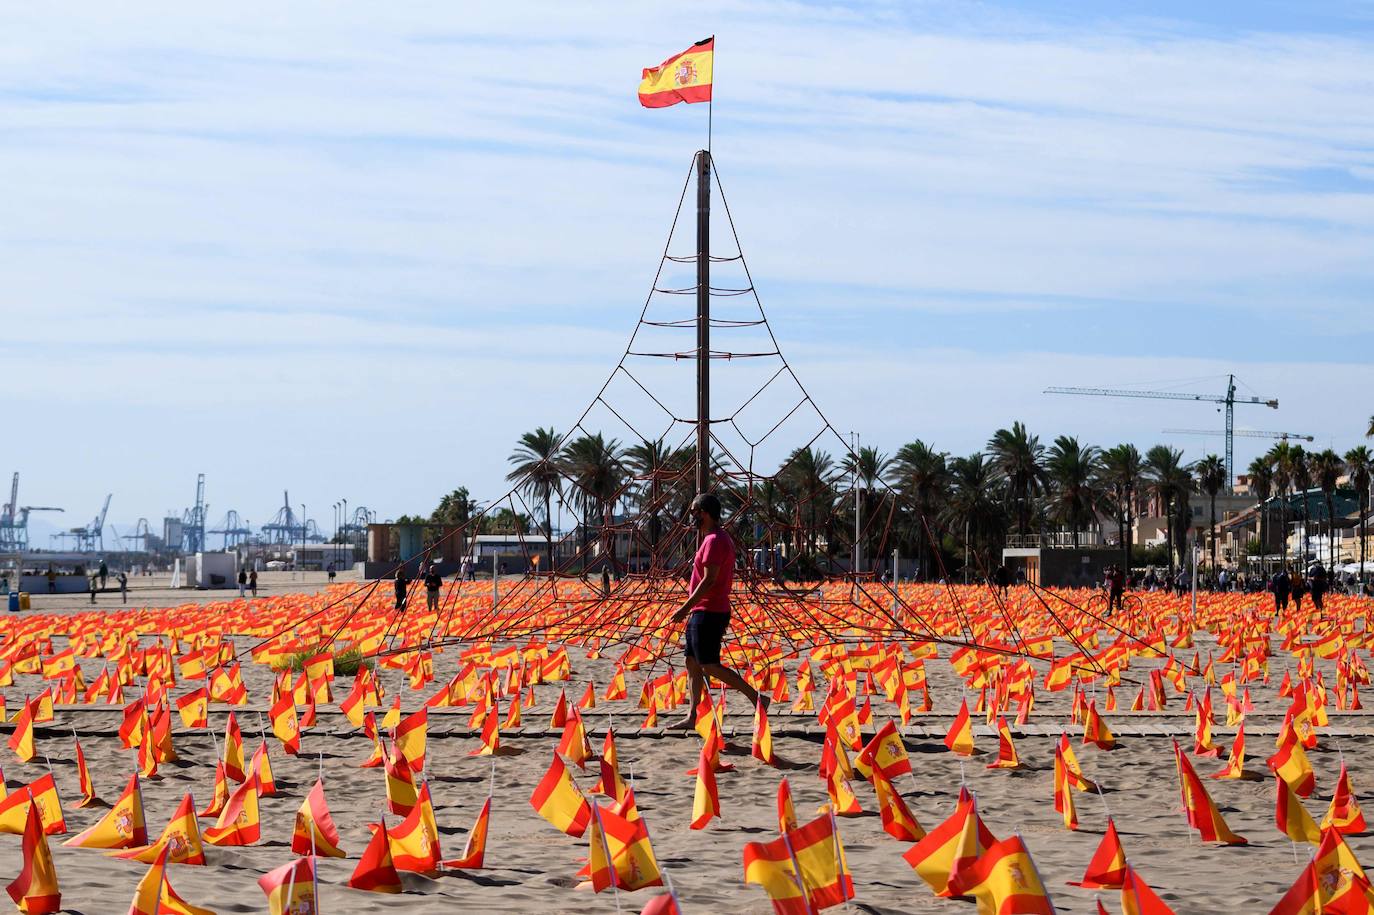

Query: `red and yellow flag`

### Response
(348, 821, 403, 894)
(385, 782, 442, 873)
(203, 774, 260, 847)
(743, 811, 853, 913)
(64, 772, 146, 849)
(530, 753, 591, 838)
(0, 774, 65, 836)
(258, 856, 317, 915)
(7, 801, 60, 914)
(126, 842, 214, 915)
(638, 38, 714, 108)
(1069, 816, 1127, 889)
(442, 796, 490, 870)
(690, 744, 721, 830)
(110, 792, 205, 865)
(901, 787, 996, 897)
(949, 834, 1054, 914)
(1275, 774, 1321, 845)
(292, 778, 346, 858)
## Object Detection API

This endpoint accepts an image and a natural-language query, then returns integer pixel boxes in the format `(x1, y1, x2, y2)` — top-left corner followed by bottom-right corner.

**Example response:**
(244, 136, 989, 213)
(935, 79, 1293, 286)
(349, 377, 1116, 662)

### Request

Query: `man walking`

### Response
(669, 493, 765, 730)
(394, 568, 409, 612)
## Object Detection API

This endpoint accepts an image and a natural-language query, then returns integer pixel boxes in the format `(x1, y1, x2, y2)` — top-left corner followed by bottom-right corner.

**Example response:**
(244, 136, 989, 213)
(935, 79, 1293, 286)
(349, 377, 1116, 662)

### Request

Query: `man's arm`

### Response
(672, 563, 719, 623)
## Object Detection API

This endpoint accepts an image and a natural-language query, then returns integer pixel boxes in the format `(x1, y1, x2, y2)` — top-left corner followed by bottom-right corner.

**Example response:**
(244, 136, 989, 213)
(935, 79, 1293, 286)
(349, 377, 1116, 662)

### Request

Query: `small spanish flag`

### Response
(639, 38, 713, 108)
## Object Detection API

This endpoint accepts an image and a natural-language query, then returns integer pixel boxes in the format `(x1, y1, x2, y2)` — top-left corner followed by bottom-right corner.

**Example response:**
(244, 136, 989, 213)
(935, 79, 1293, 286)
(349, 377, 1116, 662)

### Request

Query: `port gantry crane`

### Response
(0, 473, 63, 552)
(1044, 373, 1278, 492)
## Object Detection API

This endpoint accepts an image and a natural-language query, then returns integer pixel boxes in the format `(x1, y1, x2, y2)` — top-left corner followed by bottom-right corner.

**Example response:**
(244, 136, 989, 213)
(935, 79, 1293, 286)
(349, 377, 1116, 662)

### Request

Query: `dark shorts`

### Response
(685, 611, 729, 665)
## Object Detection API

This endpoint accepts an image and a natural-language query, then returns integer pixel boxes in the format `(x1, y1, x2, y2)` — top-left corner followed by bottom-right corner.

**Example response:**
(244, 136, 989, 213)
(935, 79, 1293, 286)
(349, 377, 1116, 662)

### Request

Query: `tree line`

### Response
(407, 420, 1374, 582)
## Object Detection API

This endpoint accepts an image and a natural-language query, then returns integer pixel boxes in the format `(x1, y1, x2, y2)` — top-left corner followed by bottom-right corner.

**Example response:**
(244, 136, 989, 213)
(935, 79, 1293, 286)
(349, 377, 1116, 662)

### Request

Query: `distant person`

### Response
(601, 564, 612, 597)
(1292, 571, 1308, 613)
(327, 561, 337, 584)
(237, 568, 247, 598)
(424, 565, 442, 611)
(993, 564, 1009, 597)
(98, 559, 108, 589)
(89, 574, 98, 605)
(118, 571, 128, 604)
(461, 557, 473, 581)
(394, 569, 408, 611)
(1107, 565, 1125, 615)
(46, 566, 57, 594)
(1310, 562, 1327, 613)
(1271, 567, 1291, 613)
(249, 569, 258, 597)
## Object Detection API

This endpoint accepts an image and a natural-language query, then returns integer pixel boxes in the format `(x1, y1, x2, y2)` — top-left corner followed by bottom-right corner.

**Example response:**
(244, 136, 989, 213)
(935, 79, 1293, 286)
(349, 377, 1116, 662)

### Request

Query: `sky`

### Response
(3, 1, 1373, 544)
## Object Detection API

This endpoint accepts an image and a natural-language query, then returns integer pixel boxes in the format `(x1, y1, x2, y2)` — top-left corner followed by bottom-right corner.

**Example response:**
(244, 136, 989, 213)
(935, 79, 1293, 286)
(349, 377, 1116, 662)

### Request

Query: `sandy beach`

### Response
(0, 580, 1368, 914)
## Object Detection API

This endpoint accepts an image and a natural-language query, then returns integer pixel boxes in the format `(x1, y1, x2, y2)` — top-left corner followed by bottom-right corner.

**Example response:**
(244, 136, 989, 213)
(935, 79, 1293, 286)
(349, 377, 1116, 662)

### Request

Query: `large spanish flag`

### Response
(639, 38, 714, 108)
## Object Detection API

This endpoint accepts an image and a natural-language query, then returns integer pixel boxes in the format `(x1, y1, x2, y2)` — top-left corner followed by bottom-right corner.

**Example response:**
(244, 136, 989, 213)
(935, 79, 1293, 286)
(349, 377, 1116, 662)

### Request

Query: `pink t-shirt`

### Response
(688, 529, 735, 614)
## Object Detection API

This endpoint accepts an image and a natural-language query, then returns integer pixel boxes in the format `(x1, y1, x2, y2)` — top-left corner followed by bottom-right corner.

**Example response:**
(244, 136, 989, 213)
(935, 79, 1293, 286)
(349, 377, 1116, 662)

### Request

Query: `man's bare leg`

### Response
(668, 657, 708, 729)
(702, 663, 764, 709)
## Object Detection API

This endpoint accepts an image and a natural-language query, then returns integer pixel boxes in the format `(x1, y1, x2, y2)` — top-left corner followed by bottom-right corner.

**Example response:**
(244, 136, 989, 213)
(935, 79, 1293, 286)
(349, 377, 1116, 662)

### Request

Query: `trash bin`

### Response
(7, 592, 17, 613)
(18, 592, 30, 610)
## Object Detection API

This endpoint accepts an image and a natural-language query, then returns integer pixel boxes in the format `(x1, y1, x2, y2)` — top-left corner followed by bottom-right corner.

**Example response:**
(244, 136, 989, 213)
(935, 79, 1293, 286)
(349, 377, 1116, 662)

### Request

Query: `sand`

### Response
(0, 584, 1369, 914)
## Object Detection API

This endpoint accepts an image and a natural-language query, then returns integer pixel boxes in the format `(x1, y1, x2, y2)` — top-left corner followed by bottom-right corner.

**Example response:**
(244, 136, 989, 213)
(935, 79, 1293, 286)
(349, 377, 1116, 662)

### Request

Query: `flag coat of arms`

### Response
(639, 38, 714, 108)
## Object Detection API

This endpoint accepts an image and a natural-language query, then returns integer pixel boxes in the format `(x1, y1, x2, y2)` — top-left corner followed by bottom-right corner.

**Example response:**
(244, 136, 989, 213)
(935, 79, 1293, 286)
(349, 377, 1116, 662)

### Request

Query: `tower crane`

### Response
(1044, 373, 1277, 491)
(1163, 429, 1313, 443)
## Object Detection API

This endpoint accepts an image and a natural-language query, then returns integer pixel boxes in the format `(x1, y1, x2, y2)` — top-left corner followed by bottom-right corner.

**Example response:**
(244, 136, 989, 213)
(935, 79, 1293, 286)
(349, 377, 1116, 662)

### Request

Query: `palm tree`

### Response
(624, 438, 676, 567)
(841, 446, 892, 573)
(1247, 456, 1274, 571)
(563, 433, 625, 568)
(987, 422, 1045, 538)
(1344, 446, 1372, 584)
(1267, 441, 1295, 567)
(1097, 444, 1142, 574)
(887, 440, 949, 580)
(1312, 449, 1345, 570)
(1194, 455, 1227, 577)
(1145, 445, 1191, 578)
(941, 454, 1008, 578)
(1045, 435, 1101, 548)
(777, 446, 837, 567)
(507, 427, 564, 573)
(1368, 415, 1374, 438)
(1290, 446, 1312, 562)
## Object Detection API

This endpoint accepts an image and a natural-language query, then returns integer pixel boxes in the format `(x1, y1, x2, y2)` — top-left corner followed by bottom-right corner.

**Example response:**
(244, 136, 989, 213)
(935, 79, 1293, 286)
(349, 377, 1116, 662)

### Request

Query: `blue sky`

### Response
(3, 1, 1372, 541)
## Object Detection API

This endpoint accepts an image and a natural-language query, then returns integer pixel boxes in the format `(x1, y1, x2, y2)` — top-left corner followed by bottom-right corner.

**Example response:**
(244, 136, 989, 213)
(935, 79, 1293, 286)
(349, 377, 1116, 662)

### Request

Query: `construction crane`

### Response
(208, 510, 252, 549)
(182, 474, 207, 553)
(0, 473, 63, 552)
(1163, 428, 1313, 443)
(1045, 374, 1277, 491)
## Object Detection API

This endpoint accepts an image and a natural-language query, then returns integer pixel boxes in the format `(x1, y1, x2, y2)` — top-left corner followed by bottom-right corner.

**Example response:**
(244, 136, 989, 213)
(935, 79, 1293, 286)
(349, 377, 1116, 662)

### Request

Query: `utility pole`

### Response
(695, 149, 711, 496)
